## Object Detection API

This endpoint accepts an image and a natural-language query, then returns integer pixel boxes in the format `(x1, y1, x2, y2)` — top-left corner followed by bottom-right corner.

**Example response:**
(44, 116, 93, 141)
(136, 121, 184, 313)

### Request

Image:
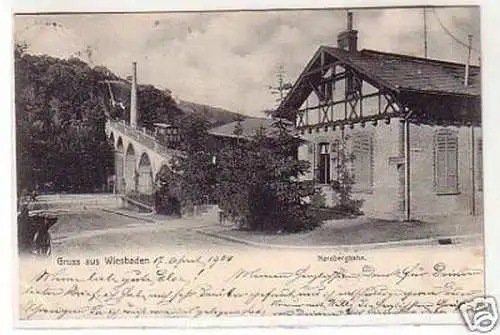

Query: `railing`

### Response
(123, 192, 155, 213)
(108, 120, 183, 157)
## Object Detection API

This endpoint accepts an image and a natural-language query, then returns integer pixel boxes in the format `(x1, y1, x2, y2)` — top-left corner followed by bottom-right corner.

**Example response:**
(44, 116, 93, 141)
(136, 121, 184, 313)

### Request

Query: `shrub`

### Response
(330, 134, 364, 215)
(310, 187, 327, 208)
(215, 119, 321, 233)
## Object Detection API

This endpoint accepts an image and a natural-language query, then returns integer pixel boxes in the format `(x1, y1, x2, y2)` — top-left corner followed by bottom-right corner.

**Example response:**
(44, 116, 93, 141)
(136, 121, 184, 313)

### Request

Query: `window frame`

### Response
(433, 129, 459, 195)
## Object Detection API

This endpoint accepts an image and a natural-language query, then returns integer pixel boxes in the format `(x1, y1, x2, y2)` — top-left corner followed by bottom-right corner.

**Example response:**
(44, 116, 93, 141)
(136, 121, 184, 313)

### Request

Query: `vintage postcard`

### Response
(12, 3, 498, 332)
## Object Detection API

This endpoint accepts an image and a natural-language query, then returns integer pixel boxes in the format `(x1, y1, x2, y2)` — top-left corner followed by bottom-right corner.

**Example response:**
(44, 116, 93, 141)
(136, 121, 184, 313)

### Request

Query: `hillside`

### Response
(177, 100, 244, 127)
(104, 80, 244, 128)
(14, 46, 245, 194)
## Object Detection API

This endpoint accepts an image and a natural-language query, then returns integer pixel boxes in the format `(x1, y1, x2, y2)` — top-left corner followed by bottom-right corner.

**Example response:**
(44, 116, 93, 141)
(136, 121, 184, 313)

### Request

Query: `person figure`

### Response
(32, 215, 55, 256)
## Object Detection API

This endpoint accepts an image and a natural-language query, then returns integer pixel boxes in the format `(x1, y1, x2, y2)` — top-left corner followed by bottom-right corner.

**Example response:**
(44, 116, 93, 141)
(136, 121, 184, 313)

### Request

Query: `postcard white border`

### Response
(3, 0, 500, 334)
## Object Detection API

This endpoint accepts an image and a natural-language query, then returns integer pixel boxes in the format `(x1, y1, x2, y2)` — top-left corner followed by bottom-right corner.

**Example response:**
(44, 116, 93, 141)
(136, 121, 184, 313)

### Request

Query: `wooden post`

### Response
(403, 107, 414, 222)
(465, 35, 476, 216)
(404, 117, 411, 221)
(471, 125, 476, 215)
(423, 7, 428, 58)
(464, 35, 472, 87)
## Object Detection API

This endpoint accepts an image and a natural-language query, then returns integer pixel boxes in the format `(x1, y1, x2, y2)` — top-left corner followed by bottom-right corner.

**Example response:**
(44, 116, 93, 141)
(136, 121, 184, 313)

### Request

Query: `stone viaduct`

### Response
(104, 62, 180, 196)
(105, 120, 179, 195)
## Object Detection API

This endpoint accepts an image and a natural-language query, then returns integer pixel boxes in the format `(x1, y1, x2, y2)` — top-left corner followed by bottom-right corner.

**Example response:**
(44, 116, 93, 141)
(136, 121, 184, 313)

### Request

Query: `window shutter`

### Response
(298, 143, 311, 180)
(353, 133, 373, 192)
(331, 140, 341, 181)
(435, 134, 448, 191)
(446, 135, 458, 191)
(434, 130, 458, 194)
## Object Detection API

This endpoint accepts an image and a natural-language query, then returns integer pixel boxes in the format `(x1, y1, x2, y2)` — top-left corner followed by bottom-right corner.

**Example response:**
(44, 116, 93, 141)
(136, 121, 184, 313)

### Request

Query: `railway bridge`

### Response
(104, 61, 181, 197)
(105, 120, 180, 195)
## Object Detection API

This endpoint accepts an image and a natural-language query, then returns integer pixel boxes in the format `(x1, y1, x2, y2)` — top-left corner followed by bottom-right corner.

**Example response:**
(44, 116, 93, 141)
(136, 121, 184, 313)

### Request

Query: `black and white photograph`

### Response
(12, 4, 493, 330)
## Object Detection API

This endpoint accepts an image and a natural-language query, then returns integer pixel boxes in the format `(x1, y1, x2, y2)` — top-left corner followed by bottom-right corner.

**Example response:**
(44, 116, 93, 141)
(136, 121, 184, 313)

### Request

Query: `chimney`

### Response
(130, 61, 138, 128)
(337, 11, 358, 52)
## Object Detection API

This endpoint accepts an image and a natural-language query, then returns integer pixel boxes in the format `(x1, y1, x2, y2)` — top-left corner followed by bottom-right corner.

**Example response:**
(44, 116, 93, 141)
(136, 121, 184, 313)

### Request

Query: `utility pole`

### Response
(465, 34, 476, 216)
(423, 7, 428, 58)
(465, 35, 473, 87)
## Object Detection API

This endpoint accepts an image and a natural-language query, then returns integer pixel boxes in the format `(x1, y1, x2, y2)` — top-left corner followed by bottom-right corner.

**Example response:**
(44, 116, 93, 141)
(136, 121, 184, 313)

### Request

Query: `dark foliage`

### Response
(329, 134, 364, 215)
(215, 118, 321, 233)
(154, 165, 182, 216)
(15, 44, 114, 195)
(15, 43, 243, 198)
(137, 85, 184, 129)
(169, 113, 217, 211)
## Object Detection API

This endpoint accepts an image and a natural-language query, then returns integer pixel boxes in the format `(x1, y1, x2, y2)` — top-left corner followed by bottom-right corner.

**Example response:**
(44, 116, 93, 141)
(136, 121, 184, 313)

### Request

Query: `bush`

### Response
(310, 187, 327, 208)
(215, 119, 321, 233)
(329, 135, 364, 216)
(154, 188, 181, 216)
(153, 165, 182, 216)
(331, 199, 364, 216)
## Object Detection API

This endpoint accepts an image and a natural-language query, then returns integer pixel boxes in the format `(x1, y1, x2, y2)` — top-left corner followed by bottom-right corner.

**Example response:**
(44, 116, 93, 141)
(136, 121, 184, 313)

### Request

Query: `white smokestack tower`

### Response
(130, 61, 138, 128)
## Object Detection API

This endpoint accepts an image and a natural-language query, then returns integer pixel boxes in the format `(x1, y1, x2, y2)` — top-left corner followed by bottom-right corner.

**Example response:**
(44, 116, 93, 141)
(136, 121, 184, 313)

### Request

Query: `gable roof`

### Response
(278, 46, 480, 114)
(325, 47, 480, 95)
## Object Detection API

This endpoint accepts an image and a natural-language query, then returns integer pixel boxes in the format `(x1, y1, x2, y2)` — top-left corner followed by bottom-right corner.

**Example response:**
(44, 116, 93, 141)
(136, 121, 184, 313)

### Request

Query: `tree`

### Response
(215, 118, 320, 233)
(169, 113, 216, 212)
(137, 84, 182, 129)
(213, 121, 252, 226)
(15, 46, 114, 194)
(212, 66, 319, 232)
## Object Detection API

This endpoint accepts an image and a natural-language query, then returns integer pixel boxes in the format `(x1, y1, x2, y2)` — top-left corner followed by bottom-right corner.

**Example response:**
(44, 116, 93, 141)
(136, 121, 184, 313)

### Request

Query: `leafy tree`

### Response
(137, 84, 183, 129)
(213, 121, 251, 225)
(215, 118, 320, 233)
(15, 45, 114, 194)
(169, 113, 216, 212)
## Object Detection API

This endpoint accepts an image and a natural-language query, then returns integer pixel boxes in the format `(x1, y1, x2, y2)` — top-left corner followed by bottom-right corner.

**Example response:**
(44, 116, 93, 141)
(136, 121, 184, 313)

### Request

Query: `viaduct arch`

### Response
(106, 121, 178, 197)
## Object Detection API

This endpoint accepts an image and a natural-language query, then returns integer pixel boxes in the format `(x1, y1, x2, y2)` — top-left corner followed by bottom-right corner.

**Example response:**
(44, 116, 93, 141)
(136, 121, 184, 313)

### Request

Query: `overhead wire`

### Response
(431, 8, 480, 54)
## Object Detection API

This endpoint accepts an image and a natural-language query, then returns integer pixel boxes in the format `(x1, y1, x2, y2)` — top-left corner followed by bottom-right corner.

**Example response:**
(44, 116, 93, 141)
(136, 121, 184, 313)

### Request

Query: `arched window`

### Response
(318, 142, 330, 184)
(434, 129, 459, 194)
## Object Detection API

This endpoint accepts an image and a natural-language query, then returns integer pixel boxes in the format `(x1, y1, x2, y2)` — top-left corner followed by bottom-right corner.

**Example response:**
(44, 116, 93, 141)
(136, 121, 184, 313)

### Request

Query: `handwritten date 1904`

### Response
(152, 254, 234, 269)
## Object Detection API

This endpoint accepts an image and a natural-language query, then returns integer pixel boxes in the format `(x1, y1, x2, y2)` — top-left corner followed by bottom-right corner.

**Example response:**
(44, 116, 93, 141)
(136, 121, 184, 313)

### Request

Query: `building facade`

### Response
(276, 14, 482, 221)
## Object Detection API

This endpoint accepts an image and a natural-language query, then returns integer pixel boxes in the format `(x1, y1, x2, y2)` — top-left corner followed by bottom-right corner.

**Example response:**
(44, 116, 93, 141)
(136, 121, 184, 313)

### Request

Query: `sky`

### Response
(14, 7, 480, 117)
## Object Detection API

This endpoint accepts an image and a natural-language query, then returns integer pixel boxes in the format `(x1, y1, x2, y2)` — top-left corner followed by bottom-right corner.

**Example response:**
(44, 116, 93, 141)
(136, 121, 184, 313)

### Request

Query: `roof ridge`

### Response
(322, 45, 479, 69)
(360, 48, 480, 69)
